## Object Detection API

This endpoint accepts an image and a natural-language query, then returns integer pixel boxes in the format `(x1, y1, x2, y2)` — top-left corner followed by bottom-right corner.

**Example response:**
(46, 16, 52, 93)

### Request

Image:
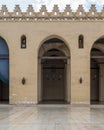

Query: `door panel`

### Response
(91, 69, 99, 101)
(43, 68, 65, 100)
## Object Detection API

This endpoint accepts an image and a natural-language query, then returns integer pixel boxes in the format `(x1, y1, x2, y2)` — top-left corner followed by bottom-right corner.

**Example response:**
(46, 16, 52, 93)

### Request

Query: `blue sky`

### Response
(0, 0, 104, 11)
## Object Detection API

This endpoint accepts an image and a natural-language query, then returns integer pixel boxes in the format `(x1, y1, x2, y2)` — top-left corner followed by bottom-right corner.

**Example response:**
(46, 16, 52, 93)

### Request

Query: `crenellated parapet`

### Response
(0, 4, 104, 21)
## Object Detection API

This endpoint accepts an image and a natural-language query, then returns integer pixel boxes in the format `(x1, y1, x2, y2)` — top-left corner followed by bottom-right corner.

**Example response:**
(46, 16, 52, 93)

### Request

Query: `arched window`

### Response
(21, 35, 26, 49)
(78, 35, 84, 48)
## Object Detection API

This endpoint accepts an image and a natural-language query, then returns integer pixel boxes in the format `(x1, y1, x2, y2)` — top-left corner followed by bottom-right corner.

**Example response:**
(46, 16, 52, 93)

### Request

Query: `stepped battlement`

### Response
(0, 4, 104, 21)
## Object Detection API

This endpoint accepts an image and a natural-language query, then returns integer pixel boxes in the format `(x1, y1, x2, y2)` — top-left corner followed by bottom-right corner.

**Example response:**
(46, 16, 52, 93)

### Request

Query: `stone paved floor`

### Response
(0, 104, 104, 130)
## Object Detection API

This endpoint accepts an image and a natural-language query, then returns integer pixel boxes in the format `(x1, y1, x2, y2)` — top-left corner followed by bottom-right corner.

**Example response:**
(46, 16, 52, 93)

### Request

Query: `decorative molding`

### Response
(75, 5, 86, 18)
(0, 5, 10, 17)
(87, 4, 98, 17)
(51, 5, 60, 17)
(0, 5, 104, 21)
(63, 5, 73, 17)
(26, 5, 35, 17)
(39, 5, 48, 17)
(13, 5, 22, 17)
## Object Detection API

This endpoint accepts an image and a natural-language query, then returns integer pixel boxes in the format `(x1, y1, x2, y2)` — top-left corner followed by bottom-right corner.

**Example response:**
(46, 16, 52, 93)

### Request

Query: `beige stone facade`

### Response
(0, 5, 104, 105)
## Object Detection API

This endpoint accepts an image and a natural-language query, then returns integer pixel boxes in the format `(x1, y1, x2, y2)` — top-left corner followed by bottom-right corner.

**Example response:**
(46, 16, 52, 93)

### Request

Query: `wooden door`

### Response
(42, 60, 65, 101)
(91, 68, 99, 101)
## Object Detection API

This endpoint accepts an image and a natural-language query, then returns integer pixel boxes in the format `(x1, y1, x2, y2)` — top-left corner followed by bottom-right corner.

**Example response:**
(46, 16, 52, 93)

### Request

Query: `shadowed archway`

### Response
(0, 37, 9, 104)
(90, 36, 104, 104)
(38, 37, 70, 104)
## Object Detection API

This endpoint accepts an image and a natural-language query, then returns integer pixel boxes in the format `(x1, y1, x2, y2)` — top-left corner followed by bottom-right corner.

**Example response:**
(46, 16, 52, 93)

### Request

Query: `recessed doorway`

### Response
(38, 37, 70, 104)
(0, 37, 9, 104)
(42, 59, 66, 103)
(90, 37, 104, 105)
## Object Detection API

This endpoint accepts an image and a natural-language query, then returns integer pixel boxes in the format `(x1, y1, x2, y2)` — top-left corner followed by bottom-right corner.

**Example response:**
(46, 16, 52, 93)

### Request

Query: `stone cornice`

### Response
(0, 4, 104, 22)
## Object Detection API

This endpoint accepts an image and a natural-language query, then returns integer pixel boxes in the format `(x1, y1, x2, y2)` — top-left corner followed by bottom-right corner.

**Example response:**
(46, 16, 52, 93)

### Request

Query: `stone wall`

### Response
(0, 5, 104, 104)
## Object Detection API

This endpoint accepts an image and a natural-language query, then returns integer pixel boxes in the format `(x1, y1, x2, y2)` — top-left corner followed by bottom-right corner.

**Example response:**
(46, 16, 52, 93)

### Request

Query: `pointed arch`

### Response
(90, 35, 104, 104)
(38, 34, 70, 56)
(0, 36, 9, 103)
(38, 35, 71, 104)
(90, 35, 104, 52)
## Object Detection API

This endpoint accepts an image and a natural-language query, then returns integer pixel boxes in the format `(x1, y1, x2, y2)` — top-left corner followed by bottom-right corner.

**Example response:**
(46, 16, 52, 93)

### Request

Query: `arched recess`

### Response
(90, 36, 104, 104)
(0, 37, 9, 104)
(38, 37, 70, 104)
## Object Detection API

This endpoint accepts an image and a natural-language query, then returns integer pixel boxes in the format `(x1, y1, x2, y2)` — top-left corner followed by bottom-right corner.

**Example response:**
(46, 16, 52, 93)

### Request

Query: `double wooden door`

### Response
(42, 60, 65, 101)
